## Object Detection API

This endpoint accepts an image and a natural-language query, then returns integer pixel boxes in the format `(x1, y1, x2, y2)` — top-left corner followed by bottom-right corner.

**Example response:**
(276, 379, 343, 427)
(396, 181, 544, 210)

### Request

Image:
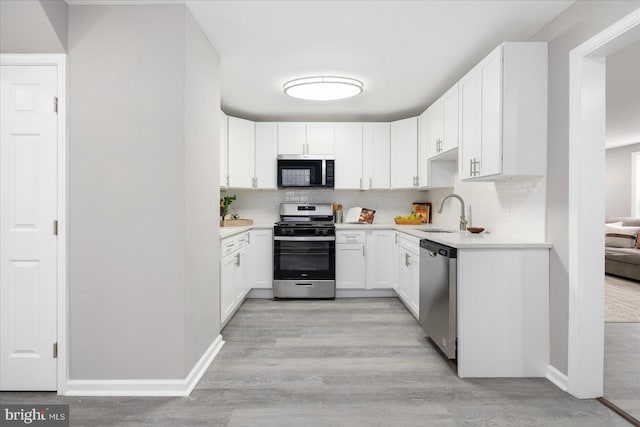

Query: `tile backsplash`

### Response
(222, 173, 546, 240)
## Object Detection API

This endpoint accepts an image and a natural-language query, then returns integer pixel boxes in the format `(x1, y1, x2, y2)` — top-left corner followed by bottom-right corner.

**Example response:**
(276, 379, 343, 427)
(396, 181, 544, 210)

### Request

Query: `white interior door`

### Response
(0, 65, 58, 391)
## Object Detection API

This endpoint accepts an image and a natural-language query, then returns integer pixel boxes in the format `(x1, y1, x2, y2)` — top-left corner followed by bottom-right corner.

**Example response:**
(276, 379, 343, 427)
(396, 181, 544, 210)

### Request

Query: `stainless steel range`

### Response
(273, 203, 336, 299)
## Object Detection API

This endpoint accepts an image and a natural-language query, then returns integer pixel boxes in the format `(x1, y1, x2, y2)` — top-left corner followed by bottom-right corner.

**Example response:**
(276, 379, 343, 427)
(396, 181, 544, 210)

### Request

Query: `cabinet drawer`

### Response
(336, 230, 366, 244)
(221, 232, 248, 257)
(397, 232, 420, 254)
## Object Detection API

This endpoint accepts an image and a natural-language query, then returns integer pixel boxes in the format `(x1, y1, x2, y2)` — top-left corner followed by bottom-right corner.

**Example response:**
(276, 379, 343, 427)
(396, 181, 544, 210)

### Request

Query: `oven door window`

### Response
(274, 240, 335, 280)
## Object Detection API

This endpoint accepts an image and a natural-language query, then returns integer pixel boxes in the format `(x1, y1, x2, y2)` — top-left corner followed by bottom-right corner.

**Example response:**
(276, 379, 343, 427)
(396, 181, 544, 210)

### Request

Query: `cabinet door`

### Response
(236, 245, 248, 303)
(441, 84, 459, 153)
(418, 111, 430, 188)
(427, 101, 443, 157)
(366, 230, 396, 289)
(459, 68, 482, 180)
(336, 243, 366, 289)
(220, 112, 228, 188)
(479, 48, 502, 177)
(278, 122, 306, 154)
(398, 248, 411, 301)
(248, 229, 273, 288)
(390, 117, 418, 189)
(255, 123, 278, 189)
(334, 123, 363, 189)
(220, 253, 236, 325)
(362, 123, 390, 189)
(306, 123, 334, 154)
(409, 251, 420, 315)
(228, 116, 255, 188)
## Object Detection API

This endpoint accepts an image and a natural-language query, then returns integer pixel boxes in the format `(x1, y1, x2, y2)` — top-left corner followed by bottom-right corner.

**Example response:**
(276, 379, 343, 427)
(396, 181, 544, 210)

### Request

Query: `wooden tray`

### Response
(220, 219, 253, 227)
(394, 219, 424, 225)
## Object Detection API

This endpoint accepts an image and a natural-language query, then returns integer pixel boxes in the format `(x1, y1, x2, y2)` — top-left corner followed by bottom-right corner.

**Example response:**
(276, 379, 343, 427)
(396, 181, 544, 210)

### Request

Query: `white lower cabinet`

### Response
(396, 233, 420, 319)
(248, 229, 273, 288)
(336, 231, 366, 289)
(365, 230, 396, 289)
(220, 232, 249, 325)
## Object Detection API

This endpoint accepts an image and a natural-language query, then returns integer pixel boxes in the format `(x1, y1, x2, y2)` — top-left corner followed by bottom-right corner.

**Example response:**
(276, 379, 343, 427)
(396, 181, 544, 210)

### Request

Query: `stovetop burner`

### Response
(275, 221, 335, 228)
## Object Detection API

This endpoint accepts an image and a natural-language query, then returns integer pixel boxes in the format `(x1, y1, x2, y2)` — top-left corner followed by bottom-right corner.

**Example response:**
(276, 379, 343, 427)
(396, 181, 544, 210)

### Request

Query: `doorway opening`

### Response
(567, 9, 640, 400)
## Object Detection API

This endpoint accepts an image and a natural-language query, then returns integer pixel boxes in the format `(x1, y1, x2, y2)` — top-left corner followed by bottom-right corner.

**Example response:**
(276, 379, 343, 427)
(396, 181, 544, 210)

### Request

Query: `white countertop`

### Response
(220, 222, 551, 249)
(219, 223, 273, 239)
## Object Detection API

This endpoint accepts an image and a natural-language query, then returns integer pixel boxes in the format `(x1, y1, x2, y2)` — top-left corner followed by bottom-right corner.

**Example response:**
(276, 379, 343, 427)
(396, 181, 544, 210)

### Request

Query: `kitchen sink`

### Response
(414, 229, 456, 233)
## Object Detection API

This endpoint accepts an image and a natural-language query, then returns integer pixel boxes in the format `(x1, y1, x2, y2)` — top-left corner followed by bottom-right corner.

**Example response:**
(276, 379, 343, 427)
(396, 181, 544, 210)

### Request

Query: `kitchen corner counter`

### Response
(335, 223, 551, 249)
(220, 223, 273, 239)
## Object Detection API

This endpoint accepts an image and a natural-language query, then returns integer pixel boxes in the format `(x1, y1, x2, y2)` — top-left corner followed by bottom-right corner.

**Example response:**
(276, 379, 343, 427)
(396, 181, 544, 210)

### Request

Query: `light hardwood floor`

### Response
(0, 298, 631, 426)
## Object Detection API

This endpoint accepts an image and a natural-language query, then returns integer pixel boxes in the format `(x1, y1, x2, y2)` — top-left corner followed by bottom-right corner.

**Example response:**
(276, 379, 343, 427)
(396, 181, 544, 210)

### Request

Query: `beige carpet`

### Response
(605, 275, 640, 323)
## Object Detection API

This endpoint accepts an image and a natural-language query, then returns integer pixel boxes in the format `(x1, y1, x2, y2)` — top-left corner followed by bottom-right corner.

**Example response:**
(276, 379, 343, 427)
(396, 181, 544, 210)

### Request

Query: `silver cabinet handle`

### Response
(362, 245, 365, 257)
(247, 232, 250, 244)
(405, 253, 410, 267)
(235, 253, 240, 267)
(360, 177, 363, 189)
(395, 233, 398, 244)
(369, 177, 372, 188)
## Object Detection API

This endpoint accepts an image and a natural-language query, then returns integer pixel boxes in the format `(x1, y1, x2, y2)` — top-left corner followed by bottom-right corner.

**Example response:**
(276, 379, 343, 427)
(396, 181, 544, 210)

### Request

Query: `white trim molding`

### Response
(567, 9, 640, 399)
(65, 335, 224, 397)
(0, 53, 68, 395)
(546, 365, 569, 392)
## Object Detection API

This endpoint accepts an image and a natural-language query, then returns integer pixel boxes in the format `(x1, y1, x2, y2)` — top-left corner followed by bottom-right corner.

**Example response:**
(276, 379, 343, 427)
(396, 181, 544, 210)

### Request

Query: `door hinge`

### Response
(53, 97, 58, 114)
(53, 220, 58, 236)
(53, 343, 58, 358)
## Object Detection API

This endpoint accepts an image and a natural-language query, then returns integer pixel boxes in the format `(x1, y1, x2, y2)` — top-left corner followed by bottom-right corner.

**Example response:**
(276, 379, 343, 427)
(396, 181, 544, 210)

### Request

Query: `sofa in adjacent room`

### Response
(605, 217, 640, 282)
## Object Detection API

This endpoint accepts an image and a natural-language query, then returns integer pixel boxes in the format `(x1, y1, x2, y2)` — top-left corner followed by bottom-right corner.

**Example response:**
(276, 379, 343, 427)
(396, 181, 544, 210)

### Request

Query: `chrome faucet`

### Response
(438, 193, 467, 231)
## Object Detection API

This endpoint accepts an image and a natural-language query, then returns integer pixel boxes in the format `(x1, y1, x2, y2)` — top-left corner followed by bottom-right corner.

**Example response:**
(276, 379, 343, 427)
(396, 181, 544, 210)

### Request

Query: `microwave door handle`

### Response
(321, 160, 327, 186)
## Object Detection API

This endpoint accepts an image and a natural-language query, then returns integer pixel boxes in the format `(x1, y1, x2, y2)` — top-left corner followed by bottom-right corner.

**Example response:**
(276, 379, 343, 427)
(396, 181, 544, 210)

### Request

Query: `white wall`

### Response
(606, 143, 640, 218)
(0, 0, 67, 53)
(183, 9, 221, 375)
(531, 0, 640, 375)
(68, 4, 220, 381)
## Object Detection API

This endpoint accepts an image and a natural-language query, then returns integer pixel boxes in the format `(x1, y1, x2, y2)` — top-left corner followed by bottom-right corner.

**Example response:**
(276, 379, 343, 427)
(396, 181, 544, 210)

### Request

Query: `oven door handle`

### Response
(274, 236, 335, 241)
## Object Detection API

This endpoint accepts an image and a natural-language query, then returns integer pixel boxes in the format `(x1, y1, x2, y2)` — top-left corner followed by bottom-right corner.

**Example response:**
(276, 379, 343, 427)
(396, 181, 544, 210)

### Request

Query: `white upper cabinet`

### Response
(390, 117, 419, 189)
(334, 123, 363, 189)
(418, 110, 430, 188)
(459, 42, 547, 181)
(254, 123, 278, 189)
(427, 84, 459, 159)
(441, 84, 459, 154)
(227, 116, 255, 189)
(277, 122, 306, 154)
(277, 122, 335, 155)
(362, 123, 391, 190)
(306, 123, 335, 154)
(220, 111, 228, 188)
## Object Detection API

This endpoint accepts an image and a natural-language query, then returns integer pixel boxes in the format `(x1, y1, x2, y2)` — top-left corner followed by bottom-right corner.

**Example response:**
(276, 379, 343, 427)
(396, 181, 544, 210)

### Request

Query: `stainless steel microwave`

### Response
(277, 155, 334, 189)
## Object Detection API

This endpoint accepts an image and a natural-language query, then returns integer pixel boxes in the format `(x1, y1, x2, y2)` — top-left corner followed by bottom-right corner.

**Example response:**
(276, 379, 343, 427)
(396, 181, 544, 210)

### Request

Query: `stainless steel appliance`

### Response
(273, 203, 336, 298)
(277, 155, 334, 189)
(419, 239, 457, 359)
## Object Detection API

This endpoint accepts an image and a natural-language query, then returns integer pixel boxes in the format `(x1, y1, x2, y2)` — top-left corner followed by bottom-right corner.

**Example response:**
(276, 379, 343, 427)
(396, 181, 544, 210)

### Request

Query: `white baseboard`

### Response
(64, 335, 224, 397)
(546, 365, 569, 391)
(248, 288, 397, 298)
(336, 289, 397, 298)
(247, 288, 273, 298)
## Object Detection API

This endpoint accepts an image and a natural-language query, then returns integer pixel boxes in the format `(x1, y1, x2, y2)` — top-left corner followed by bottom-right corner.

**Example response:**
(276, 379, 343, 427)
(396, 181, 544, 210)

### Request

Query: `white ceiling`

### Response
(186, 0, 575, 122)
(606, 39, 640, 149)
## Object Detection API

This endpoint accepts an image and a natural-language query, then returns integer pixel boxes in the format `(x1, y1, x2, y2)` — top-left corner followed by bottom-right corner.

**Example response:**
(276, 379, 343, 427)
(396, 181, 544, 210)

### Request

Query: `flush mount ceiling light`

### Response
(283, 76, 363, 101)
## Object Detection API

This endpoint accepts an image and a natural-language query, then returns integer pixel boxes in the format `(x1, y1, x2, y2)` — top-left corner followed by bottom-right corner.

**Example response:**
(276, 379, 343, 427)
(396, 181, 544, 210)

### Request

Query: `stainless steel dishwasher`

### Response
(419, 239, 457, 359)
